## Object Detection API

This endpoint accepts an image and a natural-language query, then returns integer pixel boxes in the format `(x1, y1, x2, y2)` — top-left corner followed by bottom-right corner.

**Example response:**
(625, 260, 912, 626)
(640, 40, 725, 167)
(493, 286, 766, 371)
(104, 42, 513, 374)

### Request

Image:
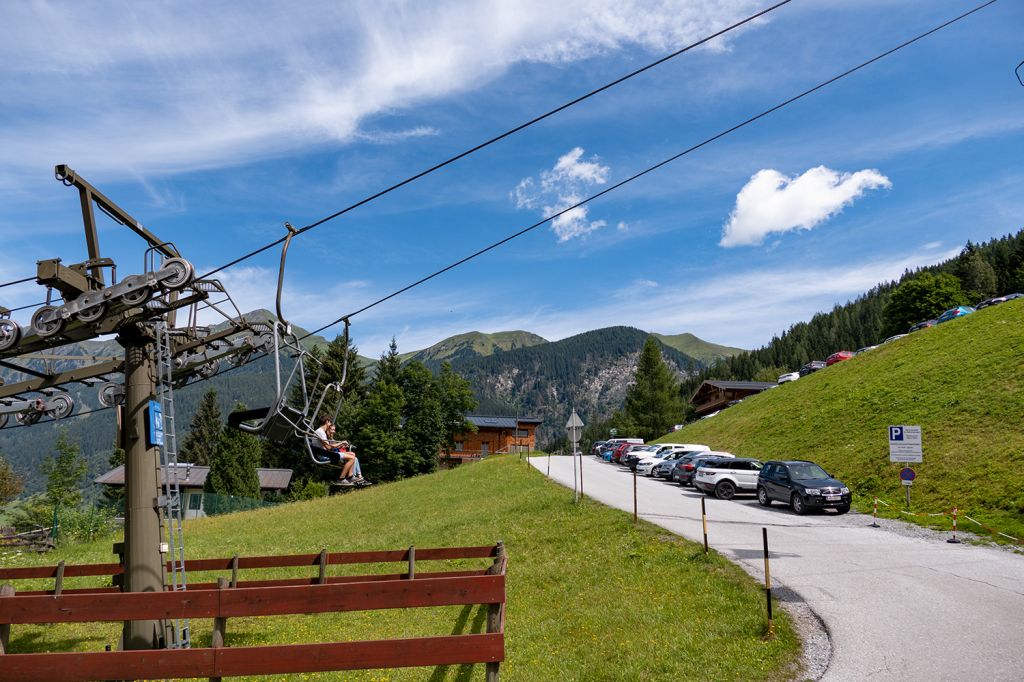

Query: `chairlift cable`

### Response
(0, 277, 35, 289)
(301, 0, 1000, 339)
(196, 0, 795, 281)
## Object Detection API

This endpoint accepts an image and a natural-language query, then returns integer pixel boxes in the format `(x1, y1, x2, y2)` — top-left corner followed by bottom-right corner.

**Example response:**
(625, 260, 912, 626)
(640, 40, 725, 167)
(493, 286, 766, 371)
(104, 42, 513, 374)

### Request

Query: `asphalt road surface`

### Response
(533, 455, 1024, 681)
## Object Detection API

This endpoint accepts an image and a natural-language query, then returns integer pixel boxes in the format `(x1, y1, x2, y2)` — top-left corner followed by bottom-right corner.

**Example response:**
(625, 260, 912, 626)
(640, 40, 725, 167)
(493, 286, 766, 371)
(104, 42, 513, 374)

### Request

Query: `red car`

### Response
(825, 351, 855, 366)
(611, 442, 634, 463)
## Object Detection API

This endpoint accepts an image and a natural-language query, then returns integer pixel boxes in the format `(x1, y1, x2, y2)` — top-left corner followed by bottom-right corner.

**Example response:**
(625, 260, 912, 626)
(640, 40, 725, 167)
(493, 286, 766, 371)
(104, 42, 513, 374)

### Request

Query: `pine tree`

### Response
(401, 361, 445, 475)
(180, 389, 221, 465)
(437, 362, 477, 453)
(40, 428, 87, 510)
(0, 452, 23, 505)
(625, 337, 685, 441)
(205, 403, 262, 499)
(101, 444, 126, 509)
(375, 338, 403, 386)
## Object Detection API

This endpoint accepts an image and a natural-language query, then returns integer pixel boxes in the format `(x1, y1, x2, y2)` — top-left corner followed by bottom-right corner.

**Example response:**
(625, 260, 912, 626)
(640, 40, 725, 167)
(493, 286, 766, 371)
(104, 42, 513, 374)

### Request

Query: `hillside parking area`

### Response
(535, 455, 1024, 682)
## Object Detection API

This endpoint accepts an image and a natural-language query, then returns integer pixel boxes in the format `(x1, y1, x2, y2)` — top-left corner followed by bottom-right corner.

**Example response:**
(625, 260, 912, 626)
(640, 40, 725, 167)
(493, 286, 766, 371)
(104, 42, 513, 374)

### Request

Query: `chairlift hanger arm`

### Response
(0, 359, 51, 380)
(55, 164, 180, 264)
(0, 359, 123, 401)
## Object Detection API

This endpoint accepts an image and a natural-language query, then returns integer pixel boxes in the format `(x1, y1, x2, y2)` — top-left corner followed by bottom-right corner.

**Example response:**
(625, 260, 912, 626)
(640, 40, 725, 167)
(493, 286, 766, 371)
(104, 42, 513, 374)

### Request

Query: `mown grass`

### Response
(658, 299, 1024, 540)
(2, 456, 800, 680)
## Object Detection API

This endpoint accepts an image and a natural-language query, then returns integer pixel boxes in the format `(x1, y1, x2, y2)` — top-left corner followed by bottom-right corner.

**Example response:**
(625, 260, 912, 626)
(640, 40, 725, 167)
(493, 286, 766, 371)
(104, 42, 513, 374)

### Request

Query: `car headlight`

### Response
(805, 488, 821, 495)
(840, 487, 850, 494)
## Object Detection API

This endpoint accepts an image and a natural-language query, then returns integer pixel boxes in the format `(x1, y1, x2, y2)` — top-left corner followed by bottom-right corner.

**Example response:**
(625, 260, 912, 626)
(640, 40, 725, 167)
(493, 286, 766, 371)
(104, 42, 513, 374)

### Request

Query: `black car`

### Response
(621, 445, 661, 469)
(908, 319, 937, 332)
(757, 460, 851, 514)
(798, 361, 826, 376)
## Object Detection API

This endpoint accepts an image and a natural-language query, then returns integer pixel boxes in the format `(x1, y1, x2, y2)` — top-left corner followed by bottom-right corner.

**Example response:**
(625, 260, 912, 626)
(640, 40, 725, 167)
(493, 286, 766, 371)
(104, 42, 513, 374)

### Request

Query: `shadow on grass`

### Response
(10, 628, 114, 654)
(426, 603, 488, 682)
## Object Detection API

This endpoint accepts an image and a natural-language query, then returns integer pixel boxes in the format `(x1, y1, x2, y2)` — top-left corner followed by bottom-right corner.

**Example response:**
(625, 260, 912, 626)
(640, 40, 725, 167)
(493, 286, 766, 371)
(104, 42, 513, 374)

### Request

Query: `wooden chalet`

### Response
(441, 414, 542, 466)
(689, 380, 777, 416)
(95, 464, 293, 518)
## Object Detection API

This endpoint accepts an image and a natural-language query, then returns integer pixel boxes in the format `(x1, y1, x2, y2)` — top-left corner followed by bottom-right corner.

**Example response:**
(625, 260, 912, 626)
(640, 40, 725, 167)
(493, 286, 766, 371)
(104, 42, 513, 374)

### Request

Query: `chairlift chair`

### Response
(227, 223, 353, 471)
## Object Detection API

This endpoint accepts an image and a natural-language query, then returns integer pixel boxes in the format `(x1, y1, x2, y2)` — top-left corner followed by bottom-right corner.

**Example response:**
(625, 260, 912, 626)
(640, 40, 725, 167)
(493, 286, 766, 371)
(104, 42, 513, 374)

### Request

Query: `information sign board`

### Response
(889, 425, 922, 463)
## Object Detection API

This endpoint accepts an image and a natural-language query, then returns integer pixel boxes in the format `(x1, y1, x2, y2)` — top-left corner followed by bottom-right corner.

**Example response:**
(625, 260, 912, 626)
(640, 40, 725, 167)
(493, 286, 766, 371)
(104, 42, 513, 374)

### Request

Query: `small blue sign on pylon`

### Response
(899, 467, 916, 485)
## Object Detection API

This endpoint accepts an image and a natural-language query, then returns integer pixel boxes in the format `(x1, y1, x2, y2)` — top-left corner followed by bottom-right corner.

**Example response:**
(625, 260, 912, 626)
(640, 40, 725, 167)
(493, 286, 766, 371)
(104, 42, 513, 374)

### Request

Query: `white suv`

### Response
(693, 457, 763, 499)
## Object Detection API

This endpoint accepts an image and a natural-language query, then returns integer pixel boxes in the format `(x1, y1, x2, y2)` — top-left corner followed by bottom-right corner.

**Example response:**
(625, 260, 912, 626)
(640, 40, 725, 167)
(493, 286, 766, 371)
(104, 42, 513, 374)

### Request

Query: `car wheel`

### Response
(791, 493, 807, 515)
(757, 487, 771, 507)
(836, 505, 850, 515)
(715, 481, 736, 500)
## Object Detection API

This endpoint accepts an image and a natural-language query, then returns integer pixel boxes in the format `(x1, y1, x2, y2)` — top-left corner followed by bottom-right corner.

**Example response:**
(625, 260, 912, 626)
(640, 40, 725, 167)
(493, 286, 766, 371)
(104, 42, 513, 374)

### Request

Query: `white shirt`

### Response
(313, 427, 331, 449)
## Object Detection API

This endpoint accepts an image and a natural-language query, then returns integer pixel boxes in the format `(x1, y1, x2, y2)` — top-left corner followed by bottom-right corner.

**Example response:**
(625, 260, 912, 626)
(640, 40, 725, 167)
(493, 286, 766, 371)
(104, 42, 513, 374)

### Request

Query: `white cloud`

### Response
(720, 166, 892, 247)
(0, 1, 767, 178)
(514, 147, 611, 241)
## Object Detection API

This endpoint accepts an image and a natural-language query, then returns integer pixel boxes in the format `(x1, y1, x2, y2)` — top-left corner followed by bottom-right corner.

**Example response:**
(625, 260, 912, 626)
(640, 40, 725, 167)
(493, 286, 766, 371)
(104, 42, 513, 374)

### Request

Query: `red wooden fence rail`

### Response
(0, 543, 507, 681)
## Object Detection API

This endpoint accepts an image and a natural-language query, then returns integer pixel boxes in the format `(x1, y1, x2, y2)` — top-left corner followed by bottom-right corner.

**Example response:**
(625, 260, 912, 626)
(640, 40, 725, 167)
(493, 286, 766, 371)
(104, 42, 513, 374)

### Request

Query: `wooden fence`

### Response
(0, 527, 54, 553)
(0, 543, 507, 681)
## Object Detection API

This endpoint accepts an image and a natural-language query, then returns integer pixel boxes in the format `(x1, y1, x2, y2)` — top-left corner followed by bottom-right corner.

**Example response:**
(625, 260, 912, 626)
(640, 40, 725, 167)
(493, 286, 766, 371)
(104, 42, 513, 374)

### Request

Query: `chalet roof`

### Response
(466, 414, 543, 429)
(95, 465, 293, 491)
(702, 380, 777, 391)
(689, 380, 776, 405)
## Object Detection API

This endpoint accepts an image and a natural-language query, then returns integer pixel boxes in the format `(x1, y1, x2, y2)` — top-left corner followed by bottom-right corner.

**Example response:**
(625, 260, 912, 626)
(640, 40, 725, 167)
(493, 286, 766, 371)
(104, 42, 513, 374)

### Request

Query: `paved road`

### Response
(533, 455, 1024, 681)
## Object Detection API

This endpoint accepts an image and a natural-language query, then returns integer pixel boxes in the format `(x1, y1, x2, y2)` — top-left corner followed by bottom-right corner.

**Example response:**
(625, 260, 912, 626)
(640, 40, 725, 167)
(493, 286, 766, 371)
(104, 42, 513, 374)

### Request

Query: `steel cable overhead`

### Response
(0, 276, 35, 289)
(302, 0, 1000, 339)
(2, 0, 1000, 429)
(197, 0, 794, 281)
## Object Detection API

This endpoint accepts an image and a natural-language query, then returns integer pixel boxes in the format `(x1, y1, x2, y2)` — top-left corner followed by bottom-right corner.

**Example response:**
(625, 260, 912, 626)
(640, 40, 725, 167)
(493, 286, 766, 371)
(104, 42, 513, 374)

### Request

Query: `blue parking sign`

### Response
(889, 426, 903, 441)
(147, 400, 164, 447)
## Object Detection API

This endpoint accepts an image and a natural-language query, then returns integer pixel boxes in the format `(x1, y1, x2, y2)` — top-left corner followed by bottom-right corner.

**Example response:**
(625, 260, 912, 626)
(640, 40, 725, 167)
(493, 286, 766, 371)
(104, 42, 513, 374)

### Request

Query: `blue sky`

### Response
(1, 0, 1022, 358)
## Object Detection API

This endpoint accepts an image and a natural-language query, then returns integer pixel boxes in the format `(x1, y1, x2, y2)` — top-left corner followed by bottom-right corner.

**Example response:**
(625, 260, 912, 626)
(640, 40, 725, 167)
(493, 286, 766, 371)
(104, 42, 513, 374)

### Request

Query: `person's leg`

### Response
(340, 458, 354, 480)
(352, 457, 362, 478)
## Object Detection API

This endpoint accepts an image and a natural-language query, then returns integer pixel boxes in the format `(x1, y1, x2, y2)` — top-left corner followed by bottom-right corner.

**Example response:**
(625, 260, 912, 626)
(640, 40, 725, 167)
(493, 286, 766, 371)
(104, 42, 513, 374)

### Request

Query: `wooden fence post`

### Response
(0, 584, 15, 655)
(210, 577, 228, 682)
(407, 546, 415, 580)
(317, 549, 328, 585)
(485, 541, 505, 682)
(230, 555, 239, 588)
(54, 560, 65, 596)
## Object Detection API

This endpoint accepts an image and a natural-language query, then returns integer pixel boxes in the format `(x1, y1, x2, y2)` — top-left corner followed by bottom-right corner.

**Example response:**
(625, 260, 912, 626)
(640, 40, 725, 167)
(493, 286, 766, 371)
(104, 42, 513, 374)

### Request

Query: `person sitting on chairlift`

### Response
(313, 417, 370, 487)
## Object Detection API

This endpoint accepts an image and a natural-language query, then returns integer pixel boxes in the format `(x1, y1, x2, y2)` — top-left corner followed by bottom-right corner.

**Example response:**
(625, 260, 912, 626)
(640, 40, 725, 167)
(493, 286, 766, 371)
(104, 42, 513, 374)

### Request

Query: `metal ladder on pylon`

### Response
(154, 319, 190, 648)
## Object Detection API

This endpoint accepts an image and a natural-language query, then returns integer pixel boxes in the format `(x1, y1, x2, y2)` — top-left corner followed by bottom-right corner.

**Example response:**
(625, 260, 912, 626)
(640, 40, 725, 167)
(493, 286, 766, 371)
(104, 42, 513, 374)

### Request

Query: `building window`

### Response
(514, 429, 529, 438)
(188, 493, 203, 511)
(454, 441, 464, 452)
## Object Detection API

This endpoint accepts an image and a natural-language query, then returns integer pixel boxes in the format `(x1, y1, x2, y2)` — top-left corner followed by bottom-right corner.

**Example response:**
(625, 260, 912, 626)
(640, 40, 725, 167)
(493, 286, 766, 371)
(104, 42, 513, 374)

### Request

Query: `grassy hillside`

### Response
(399, 330, 548, 366)
(657, 300, 1024, 538)
(5, 456, 799, 680)
(653, 332, 746, 365)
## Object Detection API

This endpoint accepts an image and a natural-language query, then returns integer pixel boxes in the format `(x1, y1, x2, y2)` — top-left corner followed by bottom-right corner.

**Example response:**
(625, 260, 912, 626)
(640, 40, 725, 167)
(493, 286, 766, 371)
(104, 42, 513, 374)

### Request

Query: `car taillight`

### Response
(683, 464, 694, 471)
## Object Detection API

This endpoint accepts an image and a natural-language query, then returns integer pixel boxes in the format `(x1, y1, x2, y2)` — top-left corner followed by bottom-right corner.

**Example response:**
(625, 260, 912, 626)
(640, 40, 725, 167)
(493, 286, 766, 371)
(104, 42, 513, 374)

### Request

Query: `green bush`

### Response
(287, 479, 328, 501)
(59, 506, 119, 544)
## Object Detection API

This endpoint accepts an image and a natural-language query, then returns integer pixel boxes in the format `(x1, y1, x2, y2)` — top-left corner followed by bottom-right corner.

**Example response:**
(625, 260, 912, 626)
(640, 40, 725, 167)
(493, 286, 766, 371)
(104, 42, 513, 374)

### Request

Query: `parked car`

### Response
(977, 293, 1023, 308)
(590, 441, 608, 457)
(671, 451, 735, 485)
(855, 345, 878, 354)
(694, 458, 763, 499)
(882, 334, 907, 344)
(825, 351, 855, 366)
(777, 371, 800, 384)
(757, 460, 851, 515)
(799, 360, 826, 376)
(634, 445, 708, 475)
(610, 442, 636, 463)
(653, 449, 709, 479)
(699, 410, 720, 420)
(621, 445, 661, 468)
(908, 319, 937, 332)
(936, 306, 975, 324)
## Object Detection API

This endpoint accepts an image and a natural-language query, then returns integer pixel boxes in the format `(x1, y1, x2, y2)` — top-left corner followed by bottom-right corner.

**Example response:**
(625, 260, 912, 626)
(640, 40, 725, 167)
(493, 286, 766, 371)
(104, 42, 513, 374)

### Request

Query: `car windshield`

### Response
(788, 463, 829, 480)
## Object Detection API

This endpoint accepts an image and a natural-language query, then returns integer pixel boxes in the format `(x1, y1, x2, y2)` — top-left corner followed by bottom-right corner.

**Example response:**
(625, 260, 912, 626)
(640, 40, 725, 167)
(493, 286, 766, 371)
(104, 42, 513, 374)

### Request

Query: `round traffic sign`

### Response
(899, 467, 916, 482)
